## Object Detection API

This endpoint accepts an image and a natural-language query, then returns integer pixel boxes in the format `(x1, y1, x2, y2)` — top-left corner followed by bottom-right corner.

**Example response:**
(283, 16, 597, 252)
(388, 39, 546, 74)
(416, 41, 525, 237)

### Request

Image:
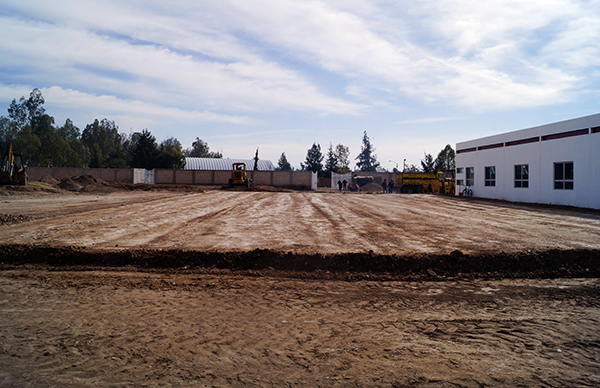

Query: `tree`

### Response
(276, 152, 292, 171)
(301, 142, 323, 173)
(159, 137, 186, 169)
(0, 116, 18, 143)
(81, 118, 124, 167)
(324, 143, 337, 176)
(58, 118, 80, 142)
(185, 137, 222, 158)
(12, 126, 41, 165)
(129, 130, 161, 169)
(334, 143, 350, 173)
(8, 88, 45, 130)
(7, 100, 27, 129)
(434, 144, 456, 174)
(421, 152, 434, 172)
(355, 131, 380, 172)
(405, 164, 420, 172)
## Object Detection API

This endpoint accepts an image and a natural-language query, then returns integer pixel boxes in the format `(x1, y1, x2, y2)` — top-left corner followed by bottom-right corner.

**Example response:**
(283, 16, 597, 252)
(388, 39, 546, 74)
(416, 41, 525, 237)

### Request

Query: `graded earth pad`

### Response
(1, 190, 599, 255)
(1, 189, 600, 387)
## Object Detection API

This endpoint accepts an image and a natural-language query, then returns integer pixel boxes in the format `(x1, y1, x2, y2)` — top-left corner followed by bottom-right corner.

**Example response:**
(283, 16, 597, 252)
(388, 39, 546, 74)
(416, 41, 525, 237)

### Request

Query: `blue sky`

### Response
(0, 0, 598, 170)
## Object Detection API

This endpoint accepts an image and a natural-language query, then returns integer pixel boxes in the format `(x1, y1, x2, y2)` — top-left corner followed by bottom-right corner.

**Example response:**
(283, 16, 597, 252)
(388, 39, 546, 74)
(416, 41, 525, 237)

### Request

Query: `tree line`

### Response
(285, 131, 455, 176)
(0, 89, 222, 170)
(2, 89, 455, 174)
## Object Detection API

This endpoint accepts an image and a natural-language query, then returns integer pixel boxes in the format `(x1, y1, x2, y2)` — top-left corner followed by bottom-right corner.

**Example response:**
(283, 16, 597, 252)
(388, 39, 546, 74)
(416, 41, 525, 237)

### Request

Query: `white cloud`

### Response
(0, 12, 363, 115)
(42, 86, 253, 124)
(201, 0, 596, 108)
(1, 0, 599, 154)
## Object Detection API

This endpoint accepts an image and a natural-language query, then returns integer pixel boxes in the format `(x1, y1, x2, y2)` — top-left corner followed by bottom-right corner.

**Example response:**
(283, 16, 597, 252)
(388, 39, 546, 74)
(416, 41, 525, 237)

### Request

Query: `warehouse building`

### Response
(184, 157, 275, 171)
(455, 113, 600, 209)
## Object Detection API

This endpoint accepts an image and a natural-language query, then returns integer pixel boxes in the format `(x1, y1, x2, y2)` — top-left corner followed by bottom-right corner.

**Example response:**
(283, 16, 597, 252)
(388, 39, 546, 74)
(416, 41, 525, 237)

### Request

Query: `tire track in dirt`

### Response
(154, 191, 282, 249)
(144, 204, 240, 246)
(272, 193, 338, 251)
(2, 191, 600, 255)
(107, 191, 256, 248)
(348, 194, 600, 254)
(342, 194, 449, 253)
(0, 192, 242, 247)
(314, 194, 388, 252)
(300, 193, 385, 252)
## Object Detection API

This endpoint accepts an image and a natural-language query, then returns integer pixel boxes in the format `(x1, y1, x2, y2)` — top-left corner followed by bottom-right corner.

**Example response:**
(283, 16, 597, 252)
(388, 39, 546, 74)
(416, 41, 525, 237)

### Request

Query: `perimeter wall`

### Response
(27, 167, 314, 188)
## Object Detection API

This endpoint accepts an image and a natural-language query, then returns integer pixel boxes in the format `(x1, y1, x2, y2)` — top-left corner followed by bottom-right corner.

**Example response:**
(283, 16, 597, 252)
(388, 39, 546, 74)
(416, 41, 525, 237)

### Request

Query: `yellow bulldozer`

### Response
(228, 162, 251, 188)
(1, 143, 28, 186)
(397, 170, 454, 195)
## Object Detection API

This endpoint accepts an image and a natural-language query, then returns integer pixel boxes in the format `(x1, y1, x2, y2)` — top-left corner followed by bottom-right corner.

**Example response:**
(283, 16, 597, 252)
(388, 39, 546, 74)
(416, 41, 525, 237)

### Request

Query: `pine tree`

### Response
(324, 142, 338, 173)
(434, 144, 456, 173)
(276, 152, 292, 171)
(301, 142, 323, 173)
(421, 152, 434, 172)
(355, 131, 380, 172)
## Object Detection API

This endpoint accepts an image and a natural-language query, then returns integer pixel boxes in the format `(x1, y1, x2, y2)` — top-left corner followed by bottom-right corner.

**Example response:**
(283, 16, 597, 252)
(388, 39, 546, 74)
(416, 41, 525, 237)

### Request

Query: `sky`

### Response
(0, 0, 599, 170)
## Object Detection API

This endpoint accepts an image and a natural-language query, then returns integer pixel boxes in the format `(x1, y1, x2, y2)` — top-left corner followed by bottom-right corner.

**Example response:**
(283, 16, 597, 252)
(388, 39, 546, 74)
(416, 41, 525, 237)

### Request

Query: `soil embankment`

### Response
(0, 245, 599, 281)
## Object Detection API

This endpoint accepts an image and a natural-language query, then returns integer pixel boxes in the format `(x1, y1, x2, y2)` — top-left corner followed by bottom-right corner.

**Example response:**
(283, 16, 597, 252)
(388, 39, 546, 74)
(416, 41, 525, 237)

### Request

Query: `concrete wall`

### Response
(456, 113, 600, 209)
(28, 167, 133, 182)
(28, 166, 324, 189)
(151, 169, 313, 188)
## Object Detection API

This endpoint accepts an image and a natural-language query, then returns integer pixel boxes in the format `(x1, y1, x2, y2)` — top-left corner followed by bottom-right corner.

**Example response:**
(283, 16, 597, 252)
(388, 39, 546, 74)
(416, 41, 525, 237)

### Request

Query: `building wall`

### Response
(456, 113, 600, 209)
(27, 166, 323, 189)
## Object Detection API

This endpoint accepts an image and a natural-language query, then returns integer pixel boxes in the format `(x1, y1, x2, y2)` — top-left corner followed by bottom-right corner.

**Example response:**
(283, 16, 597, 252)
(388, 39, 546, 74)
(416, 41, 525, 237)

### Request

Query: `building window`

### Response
(466, 167, 474, 186)
(515, 164, 528, 188)
(554, 162, 573, 190)
(456, 167, 464, 174)
(457, 179, 464, 186)
(485, 166, 496, 187)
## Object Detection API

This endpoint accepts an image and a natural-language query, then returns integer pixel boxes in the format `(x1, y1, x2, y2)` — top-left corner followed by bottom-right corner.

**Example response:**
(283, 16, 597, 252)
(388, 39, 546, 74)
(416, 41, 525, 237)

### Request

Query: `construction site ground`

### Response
(1, 181, 599, 387)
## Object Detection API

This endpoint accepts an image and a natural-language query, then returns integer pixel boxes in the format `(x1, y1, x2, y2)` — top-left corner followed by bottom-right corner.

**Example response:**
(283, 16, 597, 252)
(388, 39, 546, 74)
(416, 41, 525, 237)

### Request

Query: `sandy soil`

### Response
(1, 187, 600, 387)
(1, 190, 599, 254)
(1, 269, 598, 387)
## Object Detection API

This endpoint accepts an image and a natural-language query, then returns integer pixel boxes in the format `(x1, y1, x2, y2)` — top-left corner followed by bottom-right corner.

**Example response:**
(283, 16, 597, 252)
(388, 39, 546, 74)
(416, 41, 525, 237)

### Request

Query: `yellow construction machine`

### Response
(397, 170, 454, 194)
(0, 143, 28, 186)
(228, 162, 251, 188)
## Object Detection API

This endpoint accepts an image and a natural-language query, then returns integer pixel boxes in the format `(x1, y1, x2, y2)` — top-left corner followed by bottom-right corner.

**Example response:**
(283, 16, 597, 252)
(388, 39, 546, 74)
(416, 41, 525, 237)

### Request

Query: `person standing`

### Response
(388, 179, 394, 193)
(342, 179, 347, 191)
(337, 180, 343, 192)
(382, 179, 387, 193)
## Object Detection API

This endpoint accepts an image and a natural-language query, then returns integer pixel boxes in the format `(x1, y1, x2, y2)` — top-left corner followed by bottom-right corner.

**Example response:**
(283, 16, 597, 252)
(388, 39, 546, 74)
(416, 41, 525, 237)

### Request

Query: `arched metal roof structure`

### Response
(184, 157, 275, 171)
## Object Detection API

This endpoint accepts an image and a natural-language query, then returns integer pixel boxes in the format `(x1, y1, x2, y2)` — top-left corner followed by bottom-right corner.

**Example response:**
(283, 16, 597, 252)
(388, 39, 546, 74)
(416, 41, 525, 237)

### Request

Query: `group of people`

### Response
(337, 179, 348, 191)
(336, 178, 394, 193)
(381, 179, 395, 193)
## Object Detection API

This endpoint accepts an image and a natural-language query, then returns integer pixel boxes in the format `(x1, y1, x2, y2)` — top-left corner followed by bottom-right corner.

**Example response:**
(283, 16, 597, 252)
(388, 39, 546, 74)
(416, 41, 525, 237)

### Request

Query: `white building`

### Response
(455, 113, 600, 209)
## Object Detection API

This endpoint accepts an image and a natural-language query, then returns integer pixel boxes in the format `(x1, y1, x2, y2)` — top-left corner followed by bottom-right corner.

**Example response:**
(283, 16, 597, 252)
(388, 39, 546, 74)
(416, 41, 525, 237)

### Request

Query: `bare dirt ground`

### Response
(1, 188, 599, 255)
(1, 182, 600, 387)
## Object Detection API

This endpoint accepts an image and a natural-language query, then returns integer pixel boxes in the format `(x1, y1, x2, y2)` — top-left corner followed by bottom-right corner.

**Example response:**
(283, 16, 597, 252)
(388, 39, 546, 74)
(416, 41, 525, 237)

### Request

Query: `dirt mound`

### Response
(0, 214, 29, 225)
(57, 175, 117, 193)
(0, 181, 63, 194)
(360, 182, 383, 193)
(39, 175, 60, 185)
(1, 245, 598, 281)
(58, 177, 82, 191)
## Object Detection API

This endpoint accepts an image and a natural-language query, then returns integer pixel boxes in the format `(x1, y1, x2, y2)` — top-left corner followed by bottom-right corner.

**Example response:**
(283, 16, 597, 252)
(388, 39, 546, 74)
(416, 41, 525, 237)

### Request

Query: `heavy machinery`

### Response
(397, 170, 454, 194)
(228, 162, 251, 188)
(0, 143, 28, 186)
